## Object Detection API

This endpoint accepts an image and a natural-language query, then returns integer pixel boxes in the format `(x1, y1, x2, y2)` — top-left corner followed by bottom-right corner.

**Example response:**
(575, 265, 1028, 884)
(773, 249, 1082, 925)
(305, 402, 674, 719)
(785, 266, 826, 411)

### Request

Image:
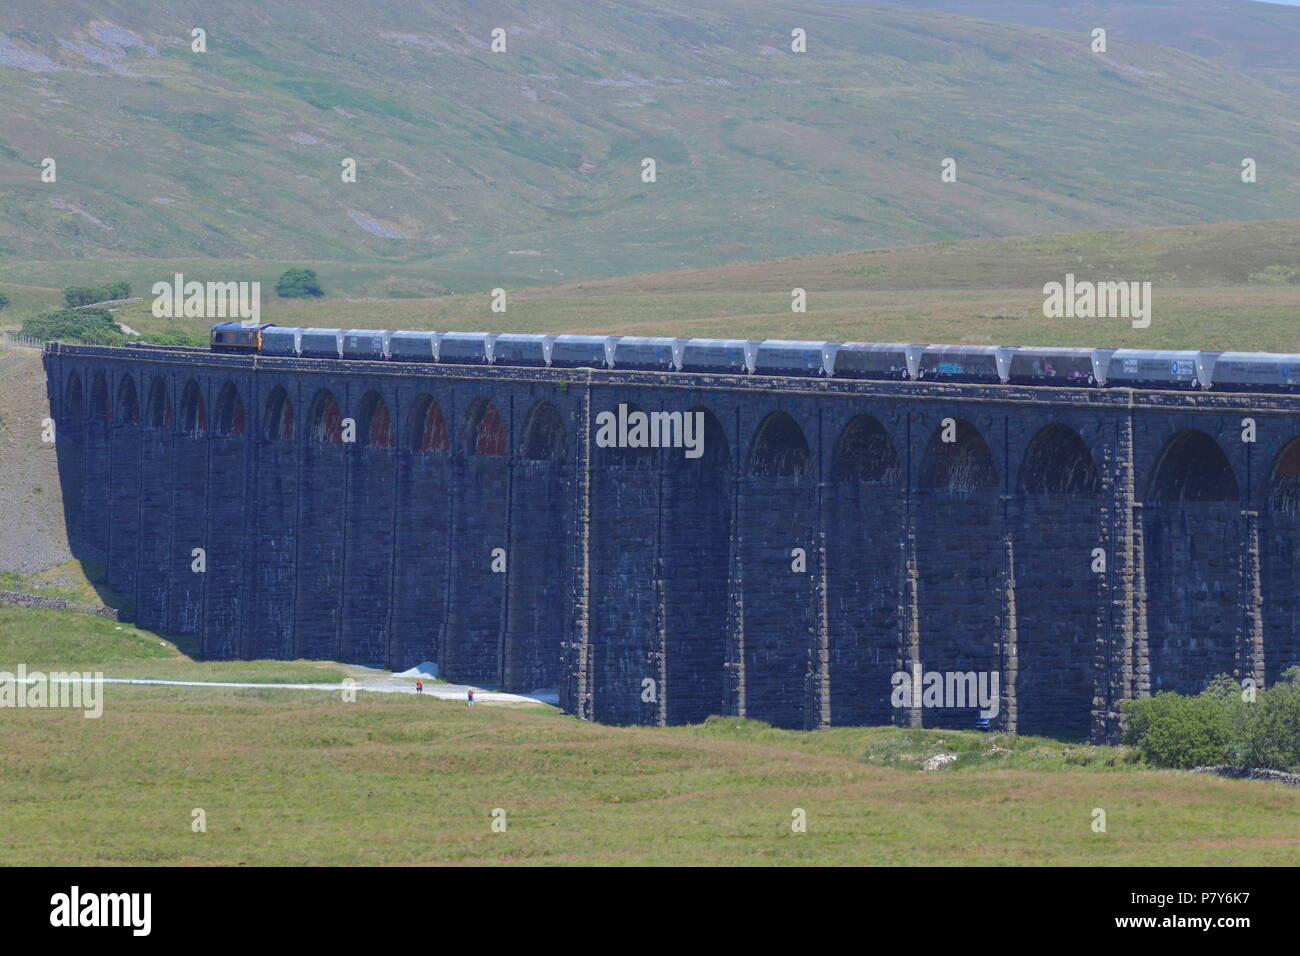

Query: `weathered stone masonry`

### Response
(44, 343, 1300, 741)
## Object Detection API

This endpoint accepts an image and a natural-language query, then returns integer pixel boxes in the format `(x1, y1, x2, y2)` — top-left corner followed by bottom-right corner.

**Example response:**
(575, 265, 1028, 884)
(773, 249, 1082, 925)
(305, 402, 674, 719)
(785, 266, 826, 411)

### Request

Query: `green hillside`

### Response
(863, 0, 1300, 93)
(0, 0, 1298, 278)
(6, 219, 1293, 353)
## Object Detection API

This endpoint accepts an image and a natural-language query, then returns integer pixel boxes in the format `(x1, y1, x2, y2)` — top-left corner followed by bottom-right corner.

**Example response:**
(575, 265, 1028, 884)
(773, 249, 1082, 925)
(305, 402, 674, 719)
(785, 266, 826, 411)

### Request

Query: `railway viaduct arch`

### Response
(44, 343, 1300, 741)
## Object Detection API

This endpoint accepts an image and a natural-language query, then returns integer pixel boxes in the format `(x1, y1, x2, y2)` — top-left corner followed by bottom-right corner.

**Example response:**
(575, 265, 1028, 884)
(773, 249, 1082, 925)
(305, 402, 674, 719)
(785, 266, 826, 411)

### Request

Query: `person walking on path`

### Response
(467, 687, 475, 707)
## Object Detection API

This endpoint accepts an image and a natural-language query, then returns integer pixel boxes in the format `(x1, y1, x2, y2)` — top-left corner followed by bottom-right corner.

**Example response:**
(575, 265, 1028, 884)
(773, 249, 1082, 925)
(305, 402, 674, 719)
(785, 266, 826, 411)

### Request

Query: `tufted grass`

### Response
(1, 672, 1297, 865)
(0, 605, 347, 684)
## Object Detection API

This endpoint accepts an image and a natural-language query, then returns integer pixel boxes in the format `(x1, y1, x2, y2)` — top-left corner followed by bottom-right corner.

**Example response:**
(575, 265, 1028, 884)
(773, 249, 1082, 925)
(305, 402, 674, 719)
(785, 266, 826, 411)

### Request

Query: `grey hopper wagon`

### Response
(492, 333, 552, 368)
(829, 343, 913, 380)
(916, 345, 1012, 383)
(1197, 352, 1300, 392)
(260, 326, 302, 358)
(1107, 350, 1199, 389)
(438, 332, 496, 365)
(754, 340, 831, 377)
(678, 339, 755, 374)
(610, 336, 681, 371)
(387, 331, 439, 363)
(1006, 347, 1104, 387)
(550, 335, 613, 369)
(299, 328, 345, 359)
(341, 329, 391, 360)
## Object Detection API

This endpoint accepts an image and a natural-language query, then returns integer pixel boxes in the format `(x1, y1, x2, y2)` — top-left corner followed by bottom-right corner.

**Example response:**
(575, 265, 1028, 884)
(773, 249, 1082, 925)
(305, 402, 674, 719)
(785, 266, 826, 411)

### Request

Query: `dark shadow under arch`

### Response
(1268, 437, 1300, 515)
(407, 394, 449, 453)
(146, 377, 171, 429)
(830, 414, 899, 483)
(1147, 430, 1239, 503)
(90, 371, 110, 421)
(1263, 436, 1300, 685)
(357, 391, 393, 448)
(214, 382, 246, 437)
(751, 411, 811, 479)
(308, 389, 342, 445)
(1020, 423, 1100, 496)
(464, 397, 506, 456)
(263, 386, 294, 441)
(594, 402, 656, 470)
(115, 375, 140, 425)
(180, 380, 206, 436)
(521, 400, 566, 461)
(918, 418, 997, 493)
(65, 372, 85, 420)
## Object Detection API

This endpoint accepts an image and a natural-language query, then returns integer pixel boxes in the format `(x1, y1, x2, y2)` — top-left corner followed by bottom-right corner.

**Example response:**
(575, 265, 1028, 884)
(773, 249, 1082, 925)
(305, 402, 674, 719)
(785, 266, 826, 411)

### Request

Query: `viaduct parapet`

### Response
(43, 343, 1300, 741)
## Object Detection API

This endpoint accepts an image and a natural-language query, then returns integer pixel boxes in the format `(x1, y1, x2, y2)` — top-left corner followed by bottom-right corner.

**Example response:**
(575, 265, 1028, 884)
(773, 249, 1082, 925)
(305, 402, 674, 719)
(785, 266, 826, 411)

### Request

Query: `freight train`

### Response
(210, 323, 1300, 393)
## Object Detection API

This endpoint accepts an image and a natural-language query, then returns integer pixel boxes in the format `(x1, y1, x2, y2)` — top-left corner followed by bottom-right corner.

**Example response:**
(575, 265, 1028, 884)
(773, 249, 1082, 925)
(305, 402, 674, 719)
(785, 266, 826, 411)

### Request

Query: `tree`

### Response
(22, 308, 124, 345)
(62, 281, 132, 308)
(275, 268, 324, 298)
(63, 286, 99, 308)
(103, 280, 132, 300)
(0, 287, 9, 309)
(1228, 679, 1300, 772)
(1120, 691, 1229, 769)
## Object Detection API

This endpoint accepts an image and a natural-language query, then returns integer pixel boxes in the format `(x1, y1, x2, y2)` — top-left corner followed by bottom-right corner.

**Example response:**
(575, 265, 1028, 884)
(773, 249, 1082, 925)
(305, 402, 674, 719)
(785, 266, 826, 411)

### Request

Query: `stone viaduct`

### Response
(42, 342, 1300, 741)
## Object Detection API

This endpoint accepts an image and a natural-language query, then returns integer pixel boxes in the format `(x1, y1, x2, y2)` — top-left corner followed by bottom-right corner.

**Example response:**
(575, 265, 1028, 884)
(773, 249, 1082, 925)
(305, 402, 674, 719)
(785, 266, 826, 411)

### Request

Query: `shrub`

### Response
(1228, 679, 1300, 772)
(63, 281, 132, 308)
(275, 268, 323, 298)
(102, 280, 131, 301)
(1120, 691, 1229, 769)
(0, 287, 9, 309)
(1123, 671, 1300, 773)
(63, 286, 100, 308)
(22, 308, 125, 345)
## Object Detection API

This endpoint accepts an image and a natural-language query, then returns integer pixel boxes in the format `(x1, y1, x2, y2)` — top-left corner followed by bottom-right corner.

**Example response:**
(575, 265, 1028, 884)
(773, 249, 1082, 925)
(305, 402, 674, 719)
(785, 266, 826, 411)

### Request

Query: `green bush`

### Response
(102, 280, 131, 300)
(275, 268, 323, 298)
(63, 286, 99, 308)
(62, 281, 132, 308)
(1123, 670, 1300, 772)
(1120, 691, 1229, 769)
(1227, 673, 1300, 772)
(21, 308, 125, 345)
(0, 287, 10, 309)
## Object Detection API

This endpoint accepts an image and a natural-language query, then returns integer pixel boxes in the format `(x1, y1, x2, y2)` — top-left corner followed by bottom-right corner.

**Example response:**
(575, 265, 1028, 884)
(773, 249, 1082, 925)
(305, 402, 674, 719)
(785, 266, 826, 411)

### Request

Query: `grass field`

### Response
(0, 605, 1297, 865)
(0, 605, 347, 684)
(2, 643, 1299, 865)
(3, 220, 1298, 352)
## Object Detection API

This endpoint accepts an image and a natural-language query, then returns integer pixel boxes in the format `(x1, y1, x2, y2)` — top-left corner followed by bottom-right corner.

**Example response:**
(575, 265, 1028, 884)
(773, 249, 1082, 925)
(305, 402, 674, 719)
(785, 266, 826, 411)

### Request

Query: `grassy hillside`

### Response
(0, 0, 1298, 278)
(0, 604, 347, 683)
(863, 0, 1300, 93)
(2, 674, 1298, 864)
(6, 220, 1292, 353)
